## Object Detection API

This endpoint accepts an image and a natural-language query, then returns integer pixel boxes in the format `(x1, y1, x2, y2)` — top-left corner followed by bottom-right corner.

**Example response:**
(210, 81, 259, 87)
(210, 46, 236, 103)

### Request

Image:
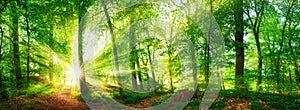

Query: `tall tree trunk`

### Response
(129, 24, 138, 90)
(245, 0, 265, 91)
(168, 46, 174, 93)
(25, 0, 31, 87)
(191, 36, 198, 92)
(287, 22, 300, 93)
(265, 31, 273, 92)
(49, 27, 54, 82)
(136, 55, 144, 90)
(12, 6, 22, 88)
(245, 0, 265, 92)
(277, 0, 295, 92)
(78, 2, 88, 93)
(204, 0, 214, 87)
(147, 45, 156, 91)
(234, 0, 247, 91)
(255, 31, 263, 91)
(0, 26, 3, 88)
(102, 0, 123, 97)
(168, 27, 174, 93)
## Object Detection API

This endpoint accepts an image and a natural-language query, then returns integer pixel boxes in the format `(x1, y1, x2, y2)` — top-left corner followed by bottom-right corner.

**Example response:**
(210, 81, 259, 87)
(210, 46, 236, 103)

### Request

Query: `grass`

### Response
(151, 90, 300, 109)
(112, 88, 164, 104)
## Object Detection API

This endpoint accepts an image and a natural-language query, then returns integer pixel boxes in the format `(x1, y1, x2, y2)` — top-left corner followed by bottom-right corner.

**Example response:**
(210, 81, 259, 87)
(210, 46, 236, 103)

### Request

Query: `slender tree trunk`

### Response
(147, 45, 156, 91)
(188, 34, 198, 92)
(254, 31, 262, 91)
(204, 41, 210, 86)
(168, 27, 174, 93)
(78, 2, 88, 93)
(136, 55, 144, 90)
(276, 0, 295, 92)
(234, 0, 247, 91)
(49, 27, 54, 82)
(25, 0, 31, 87)
(287, 22, 300, 93)
(277, 24, 286, 91)
(12, 6, 22, 88)
(265, 31, 273, 92)
(168, 46, 174, 93)
(129, 24, 138, 90)
(245, 0, 265, 92)
(102, 0, 123, 97)
(204, 0, 213, 87)
(0, 26, 3, 88)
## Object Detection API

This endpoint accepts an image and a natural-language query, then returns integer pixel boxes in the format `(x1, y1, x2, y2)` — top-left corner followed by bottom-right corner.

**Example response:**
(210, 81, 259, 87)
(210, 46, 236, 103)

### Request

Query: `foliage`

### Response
(113, 88, 162, 104)
(250, 101, 266, 110)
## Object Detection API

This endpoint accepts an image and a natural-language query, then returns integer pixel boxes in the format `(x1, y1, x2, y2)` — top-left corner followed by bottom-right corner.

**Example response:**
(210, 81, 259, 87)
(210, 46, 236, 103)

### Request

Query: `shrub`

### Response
(250, 101, 266, 110)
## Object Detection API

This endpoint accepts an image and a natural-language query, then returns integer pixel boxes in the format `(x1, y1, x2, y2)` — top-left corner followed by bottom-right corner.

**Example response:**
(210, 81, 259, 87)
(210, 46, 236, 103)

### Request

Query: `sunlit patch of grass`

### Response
(152, 94, 172, 106)
(110, 88, 164, 104)
(24, 84, 59, 98)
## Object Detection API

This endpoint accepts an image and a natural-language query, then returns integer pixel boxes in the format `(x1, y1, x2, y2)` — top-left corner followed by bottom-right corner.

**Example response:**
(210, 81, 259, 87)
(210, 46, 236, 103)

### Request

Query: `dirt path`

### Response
(46, 88, 90, 109)
(1, 87, 91, 110)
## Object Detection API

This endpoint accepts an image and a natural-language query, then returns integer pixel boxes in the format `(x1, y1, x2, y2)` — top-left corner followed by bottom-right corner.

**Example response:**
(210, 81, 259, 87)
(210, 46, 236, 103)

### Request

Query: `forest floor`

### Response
(1, 86, 300, 110)
(0, 87, 90, 110)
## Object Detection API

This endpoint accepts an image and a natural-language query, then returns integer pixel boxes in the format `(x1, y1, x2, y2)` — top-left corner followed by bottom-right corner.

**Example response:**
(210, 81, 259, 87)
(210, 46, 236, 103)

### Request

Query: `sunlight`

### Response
(63, 64, 79, 88)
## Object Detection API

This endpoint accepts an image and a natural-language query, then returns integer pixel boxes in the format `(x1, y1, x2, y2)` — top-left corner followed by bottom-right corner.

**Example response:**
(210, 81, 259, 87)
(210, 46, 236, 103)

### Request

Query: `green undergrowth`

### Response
(25, 84, 58, 96)
(112, 88, 166, 104)
(254, 92, 300, 109)
(0, 84, 60, 110)
(151, 90, 300, 110)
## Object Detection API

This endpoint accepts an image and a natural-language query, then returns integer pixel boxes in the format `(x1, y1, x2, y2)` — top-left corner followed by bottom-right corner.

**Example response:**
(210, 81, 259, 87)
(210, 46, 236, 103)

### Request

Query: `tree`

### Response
(167, 29, 174, 93)
(24, 0, 31, 87)
(76, 0, 95, 93)
(245, 0, 266, 91)
(102, 0, 123, 97)
(129, 23, 138, 90)
(283, 0, 300, 93)
(234, 0, 247, 91)
(0, 26, 3, 88)
(146, 39, 157, 91)
(287, 20, 300, 93)
(11, 0, 23, 88)
(276, 0, 296, 92)
(136, 51, 144, 90)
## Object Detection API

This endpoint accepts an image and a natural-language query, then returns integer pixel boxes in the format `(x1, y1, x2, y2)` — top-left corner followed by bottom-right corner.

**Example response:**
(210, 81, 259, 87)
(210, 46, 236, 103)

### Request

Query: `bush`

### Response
(114, 89, 161, 104)
(250, 101, 266, 110)
(0, 88, 8, 101)
(255, 92, 300, 109)
(185, 99, 200, 110)
(210, 100, 225, 109)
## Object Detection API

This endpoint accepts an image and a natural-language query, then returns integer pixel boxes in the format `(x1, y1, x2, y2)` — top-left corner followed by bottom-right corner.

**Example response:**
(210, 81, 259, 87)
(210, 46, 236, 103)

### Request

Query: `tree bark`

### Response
(78, 2, 88, 93)
(25, 0, 31, 87)
(49, 27, 54, 82)
(245, 0, 265, 91)
(0, 26, 3, 88)
(12, 5, 22, 88)
(102, 0, 123, 97)
(168, 45, 174, 93)
(255, 31, 262, 91)
(204, 0, 213, 87)
(147, 45, 156, 91)
(277, 0, 295, 91)
(129, 24, 138, 90)
(234, 0, 247, 91)
(287, 21, 300, 93)
(189, 34, 198, 92)
(136, 55, 144, 90)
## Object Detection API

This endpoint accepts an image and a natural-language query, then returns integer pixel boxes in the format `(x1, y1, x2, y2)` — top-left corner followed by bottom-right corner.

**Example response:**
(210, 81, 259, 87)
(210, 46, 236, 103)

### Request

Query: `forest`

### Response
(0, 0, 300, 109)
